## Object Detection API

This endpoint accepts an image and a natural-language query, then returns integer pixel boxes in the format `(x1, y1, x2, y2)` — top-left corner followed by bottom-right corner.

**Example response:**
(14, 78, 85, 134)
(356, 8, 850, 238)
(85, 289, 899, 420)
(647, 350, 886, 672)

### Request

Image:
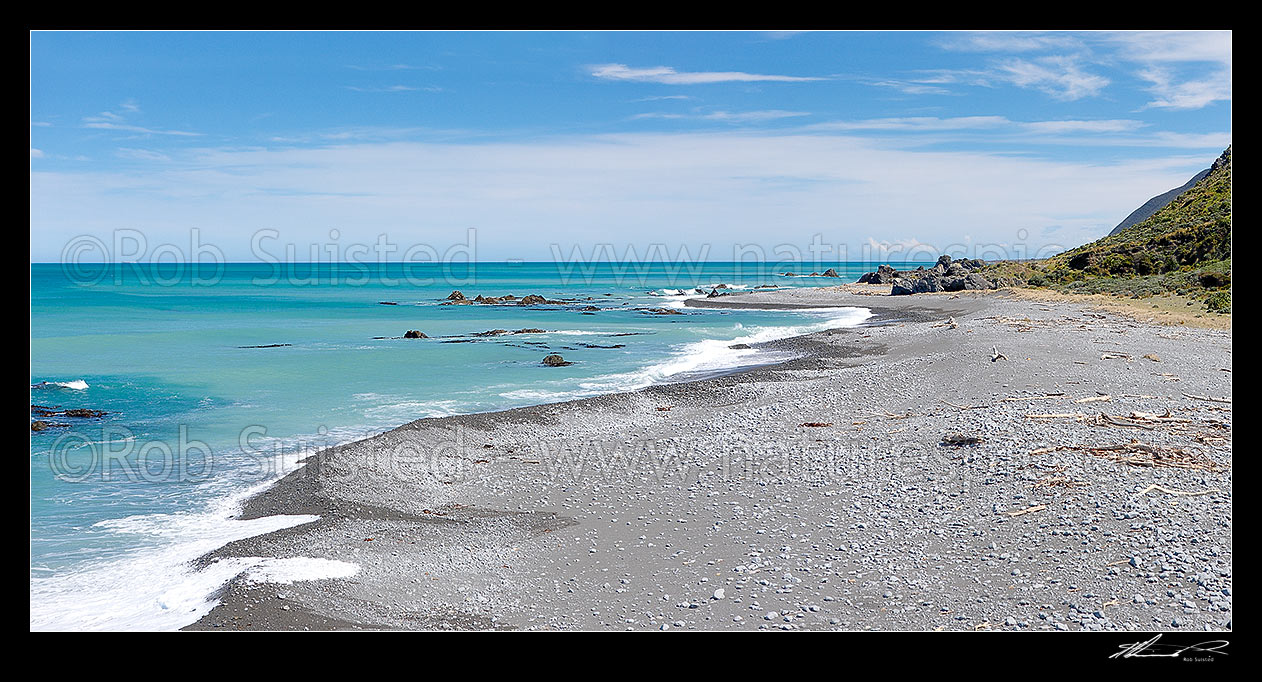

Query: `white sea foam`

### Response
(651, 283, 760, 309)
(499, 307, 871, 402)
(653, 290, 707, 309)
(32, 379, 89, 390)
(239, 557, 361, 585)
(498, 388, 581, 402)
(29, 443, 360, 631)
(361, 398, 466, 422)
(580, 307, 871, 393)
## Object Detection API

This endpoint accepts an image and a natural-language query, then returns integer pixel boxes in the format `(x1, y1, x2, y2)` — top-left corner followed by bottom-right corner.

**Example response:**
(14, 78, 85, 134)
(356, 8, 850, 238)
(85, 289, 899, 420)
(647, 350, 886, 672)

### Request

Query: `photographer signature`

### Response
(1110, 634, 1229, 660)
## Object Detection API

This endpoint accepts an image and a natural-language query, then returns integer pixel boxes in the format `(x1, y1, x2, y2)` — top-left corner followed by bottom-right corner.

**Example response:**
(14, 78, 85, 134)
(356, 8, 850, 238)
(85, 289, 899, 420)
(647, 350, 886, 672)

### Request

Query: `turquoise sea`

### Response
(29, 261, 909, 630)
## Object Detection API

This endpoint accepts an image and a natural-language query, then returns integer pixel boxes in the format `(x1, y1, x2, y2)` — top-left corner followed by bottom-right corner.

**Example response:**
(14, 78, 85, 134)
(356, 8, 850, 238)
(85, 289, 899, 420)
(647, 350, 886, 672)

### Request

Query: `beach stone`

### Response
(963, 273, 991, 290)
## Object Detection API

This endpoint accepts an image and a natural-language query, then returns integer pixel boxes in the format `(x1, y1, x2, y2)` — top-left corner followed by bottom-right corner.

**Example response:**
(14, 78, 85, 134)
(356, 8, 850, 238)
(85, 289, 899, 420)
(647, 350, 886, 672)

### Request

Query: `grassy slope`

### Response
(981, 147, 1232, 314)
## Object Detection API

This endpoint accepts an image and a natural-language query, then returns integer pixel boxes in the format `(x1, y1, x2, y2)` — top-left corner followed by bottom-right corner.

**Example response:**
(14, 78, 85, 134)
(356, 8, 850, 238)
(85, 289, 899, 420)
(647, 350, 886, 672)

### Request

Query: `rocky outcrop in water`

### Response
(442, 291, 566, 306)
(473, 328, 549, 337)
(542, 354, 572, 367)
(403, 330, 428, 339)
(31, 405, 108, 430)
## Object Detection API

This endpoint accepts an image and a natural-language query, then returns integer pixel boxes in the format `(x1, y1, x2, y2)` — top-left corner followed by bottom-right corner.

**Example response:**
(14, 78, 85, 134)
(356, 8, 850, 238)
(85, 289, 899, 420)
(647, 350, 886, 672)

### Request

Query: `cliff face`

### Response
(1107, 166, 1213, 236)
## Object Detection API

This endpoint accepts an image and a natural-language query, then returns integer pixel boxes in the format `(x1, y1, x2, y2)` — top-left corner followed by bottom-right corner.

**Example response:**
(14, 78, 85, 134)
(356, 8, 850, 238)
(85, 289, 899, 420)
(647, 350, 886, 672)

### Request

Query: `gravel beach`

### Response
(186, 286, 1232, 631)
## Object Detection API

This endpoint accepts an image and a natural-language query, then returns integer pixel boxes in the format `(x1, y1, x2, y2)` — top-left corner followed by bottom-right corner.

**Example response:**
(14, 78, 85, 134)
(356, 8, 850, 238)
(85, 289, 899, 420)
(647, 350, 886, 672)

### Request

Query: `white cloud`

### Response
(1101, 31, 1231, 67)
(83, 120, 202, 136)
(591, 63, 824, 84)
(809, 116, 1010, 132)
(803, 116, 1218, 149)
(116, 148, 171, 162)
(994, 56, 1109, 100)
(28, 133, 1220, 262)
(866, 80, 953, 96)
(30, 148, 44, 159)
(934, 31, 1231, 109)
(1020, 119, 1144, 134)
(1138, 67, 1231, 110)
(81, 102, 201, 137)
(938, 32, 1085, 53)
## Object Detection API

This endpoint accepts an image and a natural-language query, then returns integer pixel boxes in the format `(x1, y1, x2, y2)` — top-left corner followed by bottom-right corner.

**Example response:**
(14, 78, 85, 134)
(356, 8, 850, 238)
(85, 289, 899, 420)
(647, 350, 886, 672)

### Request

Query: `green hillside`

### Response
(985, 146, 1232, 313)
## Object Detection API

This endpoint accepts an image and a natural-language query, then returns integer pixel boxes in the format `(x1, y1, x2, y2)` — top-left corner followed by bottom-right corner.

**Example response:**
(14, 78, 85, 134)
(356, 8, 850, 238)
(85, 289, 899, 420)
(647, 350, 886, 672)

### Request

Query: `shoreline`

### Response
(185, 286, 1231, 631)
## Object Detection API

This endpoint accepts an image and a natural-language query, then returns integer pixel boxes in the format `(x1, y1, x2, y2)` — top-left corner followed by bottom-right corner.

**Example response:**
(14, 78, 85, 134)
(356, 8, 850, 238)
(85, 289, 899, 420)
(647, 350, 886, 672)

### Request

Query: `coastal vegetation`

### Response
(979, 147, 1232, 313)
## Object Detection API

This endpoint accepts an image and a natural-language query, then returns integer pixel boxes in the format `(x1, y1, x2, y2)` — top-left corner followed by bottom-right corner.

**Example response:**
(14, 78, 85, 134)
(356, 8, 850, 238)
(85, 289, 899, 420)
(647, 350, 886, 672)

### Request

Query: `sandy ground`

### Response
(999, 288, 1232, 331)
(186, 286, 1232, 631)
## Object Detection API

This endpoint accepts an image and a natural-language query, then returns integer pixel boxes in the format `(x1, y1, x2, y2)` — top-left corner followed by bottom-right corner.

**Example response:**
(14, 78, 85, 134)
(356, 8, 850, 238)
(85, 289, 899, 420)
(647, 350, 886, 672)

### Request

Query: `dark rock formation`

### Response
(474, 328, 548, 337)
(541, 354, 572, 367)
(31, 405, 108, 424)
(63, 408, 108, 418)
(821, 268, 839, 277)
(857, 264, 899, 284)
(861, 256, 999, 296)
(403, 330, 428, 339)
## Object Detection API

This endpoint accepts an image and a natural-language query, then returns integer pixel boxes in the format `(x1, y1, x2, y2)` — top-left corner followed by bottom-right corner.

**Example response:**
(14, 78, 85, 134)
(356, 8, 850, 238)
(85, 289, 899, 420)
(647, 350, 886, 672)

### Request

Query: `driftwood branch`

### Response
(1133, 484, 1221, 498)
(1183, 393, 1232, 404)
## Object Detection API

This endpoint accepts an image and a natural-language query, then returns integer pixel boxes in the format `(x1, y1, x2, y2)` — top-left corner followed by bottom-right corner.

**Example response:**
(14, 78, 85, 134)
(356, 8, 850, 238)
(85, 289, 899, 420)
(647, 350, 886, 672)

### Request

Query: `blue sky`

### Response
(30, 31, 1232, 262)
